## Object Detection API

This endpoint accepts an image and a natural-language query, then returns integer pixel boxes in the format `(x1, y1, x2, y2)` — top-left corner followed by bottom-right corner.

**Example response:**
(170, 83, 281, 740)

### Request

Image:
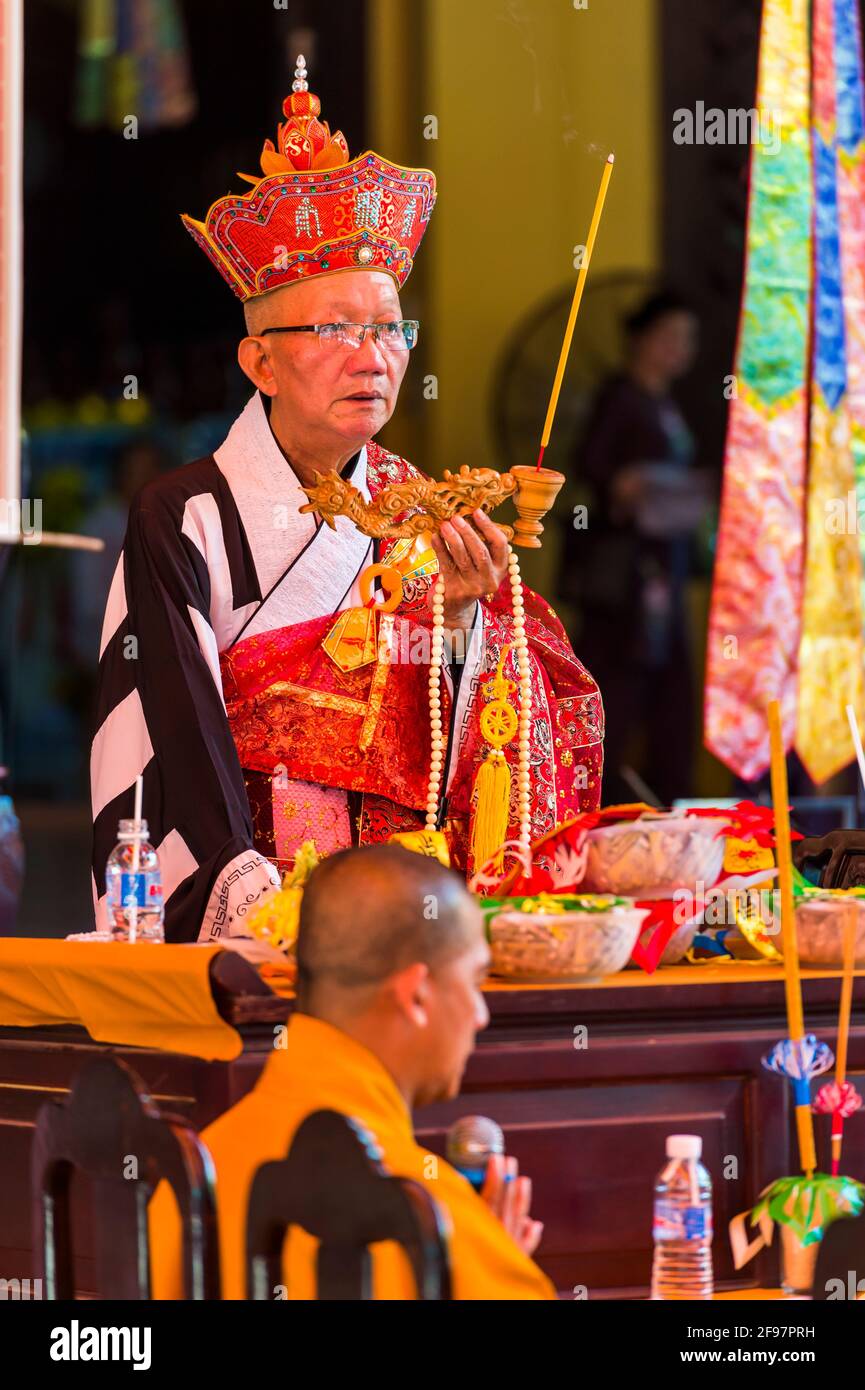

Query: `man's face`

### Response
(413, 907, 491, 1107)
(248, 270, 409, 453)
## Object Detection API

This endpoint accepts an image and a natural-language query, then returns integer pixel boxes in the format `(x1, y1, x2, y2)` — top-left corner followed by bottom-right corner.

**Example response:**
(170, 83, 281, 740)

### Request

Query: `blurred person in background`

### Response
(558, 291, 709, 807)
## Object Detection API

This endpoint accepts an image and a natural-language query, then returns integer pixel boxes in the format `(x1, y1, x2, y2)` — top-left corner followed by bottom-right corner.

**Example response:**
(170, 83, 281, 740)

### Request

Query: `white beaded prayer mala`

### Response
(425, 575, 446, 830)
(509, 547, 533, 857)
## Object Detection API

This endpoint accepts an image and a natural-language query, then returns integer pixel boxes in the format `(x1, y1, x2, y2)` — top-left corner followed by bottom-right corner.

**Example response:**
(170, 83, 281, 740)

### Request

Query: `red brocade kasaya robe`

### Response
(91, 392, 603, 942)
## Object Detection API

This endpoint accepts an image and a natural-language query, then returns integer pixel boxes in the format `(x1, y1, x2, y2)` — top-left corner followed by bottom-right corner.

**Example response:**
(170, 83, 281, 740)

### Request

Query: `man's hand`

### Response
(481, 1152, 544, 1258)
(430, 509, 510, 630)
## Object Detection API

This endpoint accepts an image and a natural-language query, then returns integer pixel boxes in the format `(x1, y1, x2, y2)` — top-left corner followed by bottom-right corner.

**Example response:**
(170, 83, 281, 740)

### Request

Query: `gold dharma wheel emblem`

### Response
(480, 699, 518, 749)
(478, 642, 521, 752)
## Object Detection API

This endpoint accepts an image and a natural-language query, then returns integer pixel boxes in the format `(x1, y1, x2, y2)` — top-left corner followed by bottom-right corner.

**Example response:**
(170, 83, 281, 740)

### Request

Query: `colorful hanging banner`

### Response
(75, 0, 196, 132)
(796, 0, 865, 784)
(834, 0, 865, 612)
(706, 0, 865, 786)
(704, 0, 812, 782)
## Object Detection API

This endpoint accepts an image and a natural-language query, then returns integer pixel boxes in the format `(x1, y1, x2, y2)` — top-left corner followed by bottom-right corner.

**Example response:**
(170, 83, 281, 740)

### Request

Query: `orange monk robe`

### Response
(149, 1014, 556, 1300)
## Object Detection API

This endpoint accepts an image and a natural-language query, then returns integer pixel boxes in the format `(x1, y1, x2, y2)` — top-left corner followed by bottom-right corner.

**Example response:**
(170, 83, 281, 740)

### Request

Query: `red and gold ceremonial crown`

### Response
(181, 56, 437, 301)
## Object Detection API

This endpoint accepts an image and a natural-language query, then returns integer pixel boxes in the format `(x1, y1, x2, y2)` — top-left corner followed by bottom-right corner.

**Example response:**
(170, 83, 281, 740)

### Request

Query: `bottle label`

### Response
(116, 872, 163, 910)
(653, 1200, 712, 1243)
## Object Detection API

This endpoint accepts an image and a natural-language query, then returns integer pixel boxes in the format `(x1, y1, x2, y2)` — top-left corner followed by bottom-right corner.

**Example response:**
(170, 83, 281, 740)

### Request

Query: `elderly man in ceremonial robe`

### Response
(90, 59, 604, 942)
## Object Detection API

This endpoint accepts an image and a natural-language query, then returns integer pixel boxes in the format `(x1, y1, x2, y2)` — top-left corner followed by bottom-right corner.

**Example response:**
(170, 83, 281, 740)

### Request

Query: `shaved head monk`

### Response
(149, 845, 554, 1299)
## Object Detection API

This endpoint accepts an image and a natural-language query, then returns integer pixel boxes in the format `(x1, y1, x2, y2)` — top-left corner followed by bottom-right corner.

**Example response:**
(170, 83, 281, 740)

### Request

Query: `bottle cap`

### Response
(666, 1134, 702, 1159)
(118, 818, 149, 840)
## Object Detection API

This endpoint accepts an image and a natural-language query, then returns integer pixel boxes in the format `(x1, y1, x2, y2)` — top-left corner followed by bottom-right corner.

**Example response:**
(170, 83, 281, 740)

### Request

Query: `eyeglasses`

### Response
(260, 321, 420, 352)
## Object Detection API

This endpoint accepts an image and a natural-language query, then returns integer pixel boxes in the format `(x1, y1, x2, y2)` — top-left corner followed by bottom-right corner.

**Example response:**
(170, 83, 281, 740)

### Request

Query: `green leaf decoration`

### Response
(751, 1174, 865, 1246)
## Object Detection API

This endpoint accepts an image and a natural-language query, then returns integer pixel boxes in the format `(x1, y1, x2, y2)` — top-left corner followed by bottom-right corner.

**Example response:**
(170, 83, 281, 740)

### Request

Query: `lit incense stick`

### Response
(846, 702, 865, 795)
(833, 701, 865, 1174)
(767, 698, 816, 1176)
(536, 154, 615, 471)
(830, 904, 858, 1175)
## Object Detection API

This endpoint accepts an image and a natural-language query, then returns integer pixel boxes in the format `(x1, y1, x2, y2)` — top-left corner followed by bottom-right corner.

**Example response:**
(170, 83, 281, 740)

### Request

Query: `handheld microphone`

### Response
(446, 1114, 505, 1192)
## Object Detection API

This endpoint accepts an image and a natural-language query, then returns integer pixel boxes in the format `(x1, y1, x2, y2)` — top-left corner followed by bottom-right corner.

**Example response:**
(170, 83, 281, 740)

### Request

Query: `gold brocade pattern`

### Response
(223, 611, 442, 812)
(389, 830, 451, 866)
(322, 608, 380, 671)
(359, 615, 394, 750)
(796, 396, 865, 783)
(265, 681, 366, 717)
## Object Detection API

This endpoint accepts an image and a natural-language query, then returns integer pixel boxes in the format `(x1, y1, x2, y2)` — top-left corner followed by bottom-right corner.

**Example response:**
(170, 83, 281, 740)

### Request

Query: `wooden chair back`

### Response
(32, 1054, 220, 1299)
(793, 829, 865, 889)
(246, 1109, 451, 1300)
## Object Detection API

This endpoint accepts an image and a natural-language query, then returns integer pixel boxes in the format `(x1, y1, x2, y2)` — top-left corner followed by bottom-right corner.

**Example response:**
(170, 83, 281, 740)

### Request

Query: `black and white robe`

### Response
(90, 392, 482, 942)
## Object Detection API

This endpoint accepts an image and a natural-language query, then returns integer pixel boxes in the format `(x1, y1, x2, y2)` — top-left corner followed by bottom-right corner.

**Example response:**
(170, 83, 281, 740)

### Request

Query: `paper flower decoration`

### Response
(730, 1173, 865, 1269)
(813, 1080, 864, 1119)
(762, 1035, 835, 1104)
(813, 1079, 864, 1175)
(752, 1174, 864, 1247)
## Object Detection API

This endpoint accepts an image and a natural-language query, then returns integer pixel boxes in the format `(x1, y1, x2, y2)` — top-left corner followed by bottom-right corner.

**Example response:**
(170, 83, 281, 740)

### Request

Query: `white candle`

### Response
(129, 774, 143, 944)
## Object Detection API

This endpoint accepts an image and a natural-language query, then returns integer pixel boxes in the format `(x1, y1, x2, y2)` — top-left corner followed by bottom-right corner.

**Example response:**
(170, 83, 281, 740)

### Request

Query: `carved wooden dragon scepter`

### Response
(300, 463, 562, 549)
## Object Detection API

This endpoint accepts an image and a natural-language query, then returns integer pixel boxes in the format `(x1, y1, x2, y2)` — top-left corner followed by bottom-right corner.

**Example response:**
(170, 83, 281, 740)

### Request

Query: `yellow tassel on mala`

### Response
(471, 644, 519, 873)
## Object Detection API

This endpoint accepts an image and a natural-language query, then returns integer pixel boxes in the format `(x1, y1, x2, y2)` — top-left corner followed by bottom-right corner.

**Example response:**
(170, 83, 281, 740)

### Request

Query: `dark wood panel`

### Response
(418, 1075, 761, 1294)
(2, 973, 864, 1298)
(1, 1126, 36, 1280)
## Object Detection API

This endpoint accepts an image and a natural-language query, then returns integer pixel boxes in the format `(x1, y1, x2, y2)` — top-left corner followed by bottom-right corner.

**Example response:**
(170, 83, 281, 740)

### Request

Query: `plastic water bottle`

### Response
(650, 1134, 713, 1299)
(105, 818, 165, 942)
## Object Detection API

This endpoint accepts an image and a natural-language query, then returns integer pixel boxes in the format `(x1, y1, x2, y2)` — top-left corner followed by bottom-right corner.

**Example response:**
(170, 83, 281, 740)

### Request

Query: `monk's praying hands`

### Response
(430, 508, 511, 629)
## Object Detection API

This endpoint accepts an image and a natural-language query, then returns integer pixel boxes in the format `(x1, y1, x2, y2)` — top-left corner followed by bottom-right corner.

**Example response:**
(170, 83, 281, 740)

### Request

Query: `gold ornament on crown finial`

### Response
(292, 54, 309, 92)
(236, 53, 350, 185)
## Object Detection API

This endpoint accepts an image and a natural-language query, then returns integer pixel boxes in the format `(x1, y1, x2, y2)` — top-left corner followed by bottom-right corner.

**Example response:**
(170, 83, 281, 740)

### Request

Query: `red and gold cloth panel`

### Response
(224, 444, 604, 877)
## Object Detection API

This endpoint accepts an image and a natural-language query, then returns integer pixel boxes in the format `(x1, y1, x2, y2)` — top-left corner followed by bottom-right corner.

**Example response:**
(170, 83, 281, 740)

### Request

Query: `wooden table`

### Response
(1, 958, 862, 1298)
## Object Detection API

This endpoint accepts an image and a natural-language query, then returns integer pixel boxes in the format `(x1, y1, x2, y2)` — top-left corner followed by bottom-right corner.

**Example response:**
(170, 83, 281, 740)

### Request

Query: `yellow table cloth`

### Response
(1, 943, 859, 1062)
(0, 938, 243, 1060)
(715, 1288, 786, 1300)
(485, 961, 865, 990)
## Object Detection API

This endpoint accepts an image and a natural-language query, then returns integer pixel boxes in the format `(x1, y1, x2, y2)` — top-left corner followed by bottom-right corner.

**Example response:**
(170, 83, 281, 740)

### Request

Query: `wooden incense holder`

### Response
(510, 467, 566, 550)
